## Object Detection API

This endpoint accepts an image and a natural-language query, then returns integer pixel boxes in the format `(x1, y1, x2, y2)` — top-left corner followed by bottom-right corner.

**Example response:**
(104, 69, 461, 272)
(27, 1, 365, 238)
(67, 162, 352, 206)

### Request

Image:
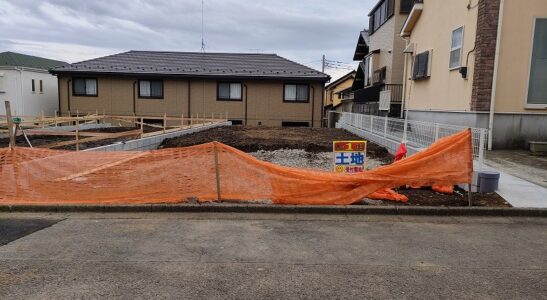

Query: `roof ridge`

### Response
(272, 54, 326, 76)
(128, 50, 278, 56)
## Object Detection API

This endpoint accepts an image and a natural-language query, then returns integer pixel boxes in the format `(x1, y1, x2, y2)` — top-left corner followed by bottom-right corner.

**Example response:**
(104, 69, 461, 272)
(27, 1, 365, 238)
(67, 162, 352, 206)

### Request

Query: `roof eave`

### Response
(400, 3, 424, 37)
(49, 70, 330, 82)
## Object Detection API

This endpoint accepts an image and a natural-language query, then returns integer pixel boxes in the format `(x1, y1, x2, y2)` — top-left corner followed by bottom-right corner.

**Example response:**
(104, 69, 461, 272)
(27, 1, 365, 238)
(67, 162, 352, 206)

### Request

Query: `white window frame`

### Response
(525, 17, 547, 109)
(449, 26, 464, 70)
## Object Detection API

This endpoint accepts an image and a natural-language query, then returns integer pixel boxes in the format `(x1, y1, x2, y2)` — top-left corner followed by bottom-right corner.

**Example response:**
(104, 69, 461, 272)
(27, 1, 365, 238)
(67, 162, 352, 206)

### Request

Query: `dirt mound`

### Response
(160, 126, 393, 162)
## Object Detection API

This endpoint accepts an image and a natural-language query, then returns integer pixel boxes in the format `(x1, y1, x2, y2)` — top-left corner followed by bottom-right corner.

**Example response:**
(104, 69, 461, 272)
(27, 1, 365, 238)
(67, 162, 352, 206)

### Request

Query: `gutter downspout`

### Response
(57, 77, 61, 115)
(243, 83, 248, 125)
(401, 37, 410, 120)
(67, 79, 71, 113)
(187, 80, 191, 117)
(488, 0, 504, 150)
(401, 37, 411, 142)
(310, 85, 315, 127)
(321, 83, 326, 128)
(132, 81, 137, 115)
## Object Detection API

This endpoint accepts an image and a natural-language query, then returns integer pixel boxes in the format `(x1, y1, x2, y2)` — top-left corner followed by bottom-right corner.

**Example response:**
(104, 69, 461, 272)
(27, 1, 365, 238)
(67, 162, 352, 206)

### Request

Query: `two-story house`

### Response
(400, 0, 546, 149)
(324, 70, 356, 114)
(351, 0, 414, 117)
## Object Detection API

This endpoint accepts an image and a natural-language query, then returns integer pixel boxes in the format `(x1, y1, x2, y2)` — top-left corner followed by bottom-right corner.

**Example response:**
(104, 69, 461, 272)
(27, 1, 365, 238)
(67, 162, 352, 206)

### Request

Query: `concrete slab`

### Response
(481, 163, 547, 208)
(486, 150, 547, 188)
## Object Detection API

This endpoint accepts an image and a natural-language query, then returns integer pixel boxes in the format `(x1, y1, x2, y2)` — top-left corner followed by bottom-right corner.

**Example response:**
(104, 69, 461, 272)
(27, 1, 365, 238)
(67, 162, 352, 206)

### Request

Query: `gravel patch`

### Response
(249, 149, 386, 171)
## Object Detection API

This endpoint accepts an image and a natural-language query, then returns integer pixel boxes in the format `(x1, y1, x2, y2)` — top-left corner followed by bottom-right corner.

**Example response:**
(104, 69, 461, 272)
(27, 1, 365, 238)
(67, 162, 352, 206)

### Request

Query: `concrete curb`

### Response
(0, 204, 546, 217)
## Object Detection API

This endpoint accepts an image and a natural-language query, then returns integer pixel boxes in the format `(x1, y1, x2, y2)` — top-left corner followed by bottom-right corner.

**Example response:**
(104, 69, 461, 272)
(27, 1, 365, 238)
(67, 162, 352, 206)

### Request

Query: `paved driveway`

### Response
(0, 213, 545, 299)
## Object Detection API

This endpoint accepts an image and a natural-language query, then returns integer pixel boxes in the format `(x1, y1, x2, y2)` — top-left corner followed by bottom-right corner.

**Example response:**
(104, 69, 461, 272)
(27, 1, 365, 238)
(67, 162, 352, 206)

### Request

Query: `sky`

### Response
(0, 0, 376, 80)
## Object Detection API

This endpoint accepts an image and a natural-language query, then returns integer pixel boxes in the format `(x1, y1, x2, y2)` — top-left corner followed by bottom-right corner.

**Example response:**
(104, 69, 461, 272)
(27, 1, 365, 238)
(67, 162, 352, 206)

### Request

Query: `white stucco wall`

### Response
(0, 67, 59, 116)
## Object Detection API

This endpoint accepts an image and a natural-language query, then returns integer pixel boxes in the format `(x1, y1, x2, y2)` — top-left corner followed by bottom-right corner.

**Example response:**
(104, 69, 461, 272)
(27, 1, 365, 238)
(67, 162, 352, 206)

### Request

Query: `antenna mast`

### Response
(201, 0, 206, 52)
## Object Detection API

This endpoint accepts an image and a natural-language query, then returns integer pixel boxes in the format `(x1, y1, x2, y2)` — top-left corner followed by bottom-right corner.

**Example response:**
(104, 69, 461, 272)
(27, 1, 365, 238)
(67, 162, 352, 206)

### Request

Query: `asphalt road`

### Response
(0, 213, 545, 299)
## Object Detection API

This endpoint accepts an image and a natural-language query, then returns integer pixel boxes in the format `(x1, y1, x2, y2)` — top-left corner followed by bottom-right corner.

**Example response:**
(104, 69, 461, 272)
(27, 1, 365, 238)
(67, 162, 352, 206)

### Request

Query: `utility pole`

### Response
(322, 54, 326, 73)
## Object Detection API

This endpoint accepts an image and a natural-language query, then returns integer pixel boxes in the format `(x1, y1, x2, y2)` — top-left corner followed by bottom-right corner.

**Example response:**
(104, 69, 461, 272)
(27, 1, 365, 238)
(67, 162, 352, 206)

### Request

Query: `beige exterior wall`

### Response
(494, 0, 547, 113)
(367, 0, 407, 85)
(58, 75, 324, 127)
(404, 0, 547, 114)
(403, 0, 478, 112)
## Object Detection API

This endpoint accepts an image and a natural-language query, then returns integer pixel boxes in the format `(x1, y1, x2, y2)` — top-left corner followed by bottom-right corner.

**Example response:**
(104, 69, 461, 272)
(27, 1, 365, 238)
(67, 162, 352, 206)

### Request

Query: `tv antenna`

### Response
(201, 0, 206, 52)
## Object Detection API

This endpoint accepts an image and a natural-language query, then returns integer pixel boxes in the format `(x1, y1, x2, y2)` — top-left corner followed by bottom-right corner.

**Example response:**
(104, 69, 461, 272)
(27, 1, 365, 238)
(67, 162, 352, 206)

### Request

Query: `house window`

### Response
(527, 18, 547, 106)
(284, 84, 309, 102)
(31, 79, 35, 92)
(139, 80, 163, 99)
(73, 78, 98, 96)
(217, 82, 242, 101)
(369, 0, 395, 34)
(39, 80, 43, 93)
(450, 27, 464, 69)
(413, 51, 431, 80)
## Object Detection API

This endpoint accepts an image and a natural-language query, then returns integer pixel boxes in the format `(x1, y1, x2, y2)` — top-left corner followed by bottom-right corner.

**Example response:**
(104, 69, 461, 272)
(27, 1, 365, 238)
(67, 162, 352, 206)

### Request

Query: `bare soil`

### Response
(160, 126, 393, 164)
(0, 126, 158, 151)
(365, 187, 511, 207)
(161, 126, 510, 207)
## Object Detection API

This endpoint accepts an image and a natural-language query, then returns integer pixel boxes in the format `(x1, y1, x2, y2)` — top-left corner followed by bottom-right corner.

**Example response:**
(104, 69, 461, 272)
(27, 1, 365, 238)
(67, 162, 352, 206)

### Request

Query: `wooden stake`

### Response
(140, 117, 144, 138)
(468, 184, 473, 207)
(4, 101, 15, 149)
(163, 113, 167, 133)
(75, 117, 80, 151)
(213, 143, 221, 202)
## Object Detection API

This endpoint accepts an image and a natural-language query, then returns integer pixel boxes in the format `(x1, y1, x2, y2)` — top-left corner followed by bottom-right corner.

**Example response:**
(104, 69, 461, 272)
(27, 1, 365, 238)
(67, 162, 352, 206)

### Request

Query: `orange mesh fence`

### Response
(0, 129, 473, 205)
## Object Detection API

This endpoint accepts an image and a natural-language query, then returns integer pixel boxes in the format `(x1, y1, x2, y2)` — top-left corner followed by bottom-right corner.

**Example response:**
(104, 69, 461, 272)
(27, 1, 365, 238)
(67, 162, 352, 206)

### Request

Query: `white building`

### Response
(0, 51, 66, 116)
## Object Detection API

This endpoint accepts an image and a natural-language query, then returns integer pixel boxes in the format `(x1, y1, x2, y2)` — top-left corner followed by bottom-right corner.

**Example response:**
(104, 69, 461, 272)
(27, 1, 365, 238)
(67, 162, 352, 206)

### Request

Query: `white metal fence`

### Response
(336, 112, 488, 170)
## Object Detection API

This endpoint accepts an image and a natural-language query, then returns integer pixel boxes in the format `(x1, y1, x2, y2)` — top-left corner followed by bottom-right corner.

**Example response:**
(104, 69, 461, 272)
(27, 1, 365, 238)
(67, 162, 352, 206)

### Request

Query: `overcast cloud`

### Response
(0, 0, 375, 80)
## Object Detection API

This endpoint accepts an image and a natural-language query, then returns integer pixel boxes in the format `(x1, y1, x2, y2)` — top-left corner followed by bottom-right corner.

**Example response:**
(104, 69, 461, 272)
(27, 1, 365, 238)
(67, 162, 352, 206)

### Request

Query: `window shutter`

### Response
(413, 51, 430, 80)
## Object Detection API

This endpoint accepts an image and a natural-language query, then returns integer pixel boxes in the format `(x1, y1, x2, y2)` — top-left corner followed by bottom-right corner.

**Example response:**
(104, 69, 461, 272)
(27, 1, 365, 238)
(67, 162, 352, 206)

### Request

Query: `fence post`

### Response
(403, 118, 408, 143)
(434, 123, 440, 142)
(213, 143, 222, 202)
(383, 115, 388, 143)
(478, 129, 486, 172)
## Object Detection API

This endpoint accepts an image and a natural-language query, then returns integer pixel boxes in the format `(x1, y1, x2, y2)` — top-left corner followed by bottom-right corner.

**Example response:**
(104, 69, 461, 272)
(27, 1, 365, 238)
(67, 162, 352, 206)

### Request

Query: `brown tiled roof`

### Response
(51, 51, 329, 81)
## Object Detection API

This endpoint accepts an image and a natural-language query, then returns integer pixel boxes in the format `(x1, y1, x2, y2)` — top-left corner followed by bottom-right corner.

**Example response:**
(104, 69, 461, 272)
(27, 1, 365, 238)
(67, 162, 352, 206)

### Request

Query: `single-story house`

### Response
(0, 51, 67, 116)
(50, 51, 330, 127)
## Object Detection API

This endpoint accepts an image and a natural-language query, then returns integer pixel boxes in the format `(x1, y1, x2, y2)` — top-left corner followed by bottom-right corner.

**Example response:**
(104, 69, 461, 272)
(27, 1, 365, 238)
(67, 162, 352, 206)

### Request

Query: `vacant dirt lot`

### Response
(161, 126, 509, 207)
(160, 126, 393, 163)
(0, 126, 157, 150)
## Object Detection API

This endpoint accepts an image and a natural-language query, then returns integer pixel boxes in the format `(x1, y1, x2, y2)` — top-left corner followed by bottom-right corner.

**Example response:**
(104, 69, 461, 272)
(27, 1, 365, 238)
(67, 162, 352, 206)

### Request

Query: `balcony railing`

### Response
(354, 84, 402, 103)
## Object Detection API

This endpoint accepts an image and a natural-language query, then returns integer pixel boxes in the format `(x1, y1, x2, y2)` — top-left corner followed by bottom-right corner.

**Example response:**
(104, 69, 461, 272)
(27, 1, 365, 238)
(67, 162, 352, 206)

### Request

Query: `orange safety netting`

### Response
(0, 129, 473, 205)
